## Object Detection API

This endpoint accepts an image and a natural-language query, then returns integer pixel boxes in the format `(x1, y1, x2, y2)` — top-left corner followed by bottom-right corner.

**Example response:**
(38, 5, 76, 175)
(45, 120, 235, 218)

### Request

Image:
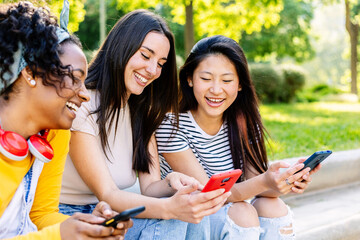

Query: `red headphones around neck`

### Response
(0, 126, 54, 163)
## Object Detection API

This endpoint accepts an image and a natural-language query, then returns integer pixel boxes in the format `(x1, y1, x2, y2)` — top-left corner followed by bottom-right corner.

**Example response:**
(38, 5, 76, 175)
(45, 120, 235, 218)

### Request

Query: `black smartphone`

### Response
(100, 206, 145, 228)
(295, 150, 332, 174)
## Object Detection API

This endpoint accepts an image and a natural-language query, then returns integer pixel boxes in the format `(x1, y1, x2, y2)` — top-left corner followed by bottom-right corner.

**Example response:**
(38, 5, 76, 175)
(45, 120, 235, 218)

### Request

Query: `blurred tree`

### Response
(2, 0, 86, 33)
(240, 0, 315, 63)
(322, 0, 359, 95)
(115, 0, 284, 55)
(76, 0, 124, 50)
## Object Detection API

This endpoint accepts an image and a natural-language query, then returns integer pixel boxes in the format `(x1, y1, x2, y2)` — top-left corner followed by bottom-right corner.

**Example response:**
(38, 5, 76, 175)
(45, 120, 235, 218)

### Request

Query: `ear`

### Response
(20, 67, 36, 87)
(187, 77, 193, 87)
(238, 85, 242, 91)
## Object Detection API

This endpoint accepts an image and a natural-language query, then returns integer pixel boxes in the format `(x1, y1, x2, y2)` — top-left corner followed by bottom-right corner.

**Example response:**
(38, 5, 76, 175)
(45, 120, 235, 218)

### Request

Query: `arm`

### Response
(69, 131, 229, 223)
(162, 149, 310, 201)
(30, 130, 70, 229)
(138, 135, 203, 198)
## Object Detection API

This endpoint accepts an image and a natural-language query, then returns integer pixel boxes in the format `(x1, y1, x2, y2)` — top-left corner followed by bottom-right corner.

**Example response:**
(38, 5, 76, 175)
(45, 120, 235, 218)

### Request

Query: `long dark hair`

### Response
(86, 9, 178, 173)
(179, 35, 268, 179)
(0, 1, 82, 98)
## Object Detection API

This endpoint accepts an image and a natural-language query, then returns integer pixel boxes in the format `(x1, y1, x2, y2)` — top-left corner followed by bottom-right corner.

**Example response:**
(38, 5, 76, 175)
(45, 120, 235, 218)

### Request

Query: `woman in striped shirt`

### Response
(156, 35, 319, 240)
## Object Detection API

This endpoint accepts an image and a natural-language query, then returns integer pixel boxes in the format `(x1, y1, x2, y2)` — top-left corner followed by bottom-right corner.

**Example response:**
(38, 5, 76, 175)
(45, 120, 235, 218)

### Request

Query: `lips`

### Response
(66, 101, 79, 116)
(134, 72, 149, 85)
(205, 97, 225, 107)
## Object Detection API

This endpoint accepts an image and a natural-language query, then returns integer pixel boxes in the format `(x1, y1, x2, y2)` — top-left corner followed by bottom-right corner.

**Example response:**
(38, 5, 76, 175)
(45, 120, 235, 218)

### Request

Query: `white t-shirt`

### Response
(60, 90, 136, 205)
(156, 111, 242, 179)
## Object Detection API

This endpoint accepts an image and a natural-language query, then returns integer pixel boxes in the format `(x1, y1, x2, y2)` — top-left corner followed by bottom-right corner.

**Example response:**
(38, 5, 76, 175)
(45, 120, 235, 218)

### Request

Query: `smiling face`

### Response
(124, 31, 170, 98)
(189, 54, 240, 122)
(33, 43, 90, 130)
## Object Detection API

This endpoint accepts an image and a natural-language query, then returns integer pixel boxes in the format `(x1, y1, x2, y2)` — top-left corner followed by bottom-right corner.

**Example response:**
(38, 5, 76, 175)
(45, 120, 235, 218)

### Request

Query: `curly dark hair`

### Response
(0, 1, 82, 99)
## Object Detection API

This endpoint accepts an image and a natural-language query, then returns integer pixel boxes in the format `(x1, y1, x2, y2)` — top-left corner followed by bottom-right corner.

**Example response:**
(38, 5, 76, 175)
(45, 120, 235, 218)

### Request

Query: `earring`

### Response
(29, 79, 36, 86)
(189, 82, 193, 87)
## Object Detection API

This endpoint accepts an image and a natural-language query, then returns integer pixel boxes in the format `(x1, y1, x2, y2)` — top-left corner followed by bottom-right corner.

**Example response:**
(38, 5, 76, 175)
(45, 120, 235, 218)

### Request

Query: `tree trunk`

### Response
(99, 0, 106, 44)
(185, 1, 194, 56)
(345, 0, 359, 95)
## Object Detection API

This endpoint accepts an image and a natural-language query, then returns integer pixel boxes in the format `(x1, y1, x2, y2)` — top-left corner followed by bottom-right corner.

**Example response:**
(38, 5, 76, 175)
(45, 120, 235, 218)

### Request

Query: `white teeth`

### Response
(134, 72, 148, 83)
(207, 98, 223, 103)
(66, 102, 78, 112)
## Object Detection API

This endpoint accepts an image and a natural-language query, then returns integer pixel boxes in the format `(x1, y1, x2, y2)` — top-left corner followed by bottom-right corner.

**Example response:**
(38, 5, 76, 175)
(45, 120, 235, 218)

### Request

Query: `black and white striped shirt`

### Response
(156, 111, 237, 179)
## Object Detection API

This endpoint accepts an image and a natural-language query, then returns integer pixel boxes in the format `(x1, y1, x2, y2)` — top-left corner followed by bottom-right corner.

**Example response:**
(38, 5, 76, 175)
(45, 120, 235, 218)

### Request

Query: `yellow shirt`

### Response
(0, 130, 70, 240)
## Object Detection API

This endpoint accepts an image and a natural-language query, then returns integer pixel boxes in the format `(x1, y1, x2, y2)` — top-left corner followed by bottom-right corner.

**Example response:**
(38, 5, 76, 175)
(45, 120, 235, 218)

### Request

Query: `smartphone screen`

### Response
(295, 150, 332, 174)
(100, 206, 145, 227)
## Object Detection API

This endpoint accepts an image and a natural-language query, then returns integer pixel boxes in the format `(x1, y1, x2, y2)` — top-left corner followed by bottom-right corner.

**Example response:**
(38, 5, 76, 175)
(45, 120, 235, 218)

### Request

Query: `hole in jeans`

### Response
(279, 223, 293, 235)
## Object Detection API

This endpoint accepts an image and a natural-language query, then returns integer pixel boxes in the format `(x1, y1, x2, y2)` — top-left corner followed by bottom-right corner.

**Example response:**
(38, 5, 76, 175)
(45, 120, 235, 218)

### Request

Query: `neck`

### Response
(0, 99, 40, 139)
(190, 109, 223, 136)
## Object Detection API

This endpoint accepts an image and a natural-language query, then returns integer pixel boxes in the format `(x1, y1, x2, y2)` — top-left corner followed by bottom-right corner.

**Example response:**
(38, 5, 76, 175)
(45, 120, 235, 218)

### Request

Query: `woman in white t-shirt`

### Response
(59, 10, 230, 239)
(156, 35, 320, 239)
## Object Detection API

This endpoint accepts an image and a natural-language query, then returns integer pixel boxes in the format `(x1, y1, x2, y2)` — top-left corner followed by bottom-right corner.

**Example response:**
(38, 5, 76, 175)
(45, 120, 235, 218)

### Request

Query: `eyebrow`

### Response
(142, 46, 168, 61)
(73, 68, 85, 77)
(200, 71, 235, 76)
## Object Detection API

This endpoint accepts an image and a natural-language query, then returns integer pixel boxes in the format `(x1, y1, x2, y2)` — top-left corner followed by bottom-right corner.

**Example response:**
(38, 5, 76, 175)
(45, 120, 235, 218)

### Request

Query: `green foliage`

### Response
(279, 65, 306, 102)
(3, 0, 85, 33)
(113, 0, 284, 58)
(250, 64, 283, 103)
(261, 102, 360, 160)
(47, 0, 86, 33)
(250, 63, 306, 103)
(240, 0, 315, 63)
(296, 83, 344, 102)
(76, 0, 125, 50)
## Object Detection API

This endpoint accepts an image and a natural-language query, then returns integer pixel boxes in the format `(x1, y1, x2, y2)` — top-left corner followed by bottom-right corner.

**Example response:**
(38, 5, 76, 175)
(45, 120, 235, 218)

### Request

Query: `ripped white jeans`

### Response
(209, 203, 295, 240)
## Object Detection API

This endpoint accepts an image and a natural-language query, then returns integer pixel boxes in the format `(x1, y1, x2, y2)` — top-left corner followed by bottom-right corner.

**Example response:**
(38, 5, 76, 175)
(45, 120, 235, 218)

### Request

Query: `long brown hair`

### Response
(179, 35, 268, 179)
(86, 10, 178, 172)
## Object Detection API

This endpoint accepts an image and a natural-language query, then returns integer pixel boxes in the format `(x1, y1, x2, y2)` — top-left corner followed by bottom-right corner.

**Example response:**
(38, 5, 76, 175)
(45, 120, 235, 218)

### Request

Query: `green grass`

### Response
(260, 102, 360, 161)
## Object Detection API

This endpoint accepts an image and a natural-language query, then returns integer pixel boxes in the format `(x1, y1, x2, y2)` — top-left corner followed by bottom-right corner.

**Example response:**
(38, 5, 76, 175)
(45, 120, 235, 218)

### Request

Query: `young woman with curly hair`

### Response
(0, 1, 131, 239)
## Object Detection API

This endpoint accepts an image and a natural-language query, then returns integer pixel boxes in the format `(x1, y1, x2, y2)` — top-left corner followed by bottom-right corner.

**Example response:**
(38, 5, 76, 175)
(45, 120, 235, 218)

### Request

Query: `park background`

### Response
(6, 0, 359, 161)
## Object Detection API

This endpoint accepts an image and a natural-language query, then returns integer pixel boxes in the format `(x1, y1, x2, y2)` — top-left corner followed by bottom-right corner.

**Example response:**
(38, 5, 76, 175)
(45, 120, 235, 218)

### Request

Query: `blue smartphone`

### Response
(296, 150, 332, 174)
(100, 206, 145, 228)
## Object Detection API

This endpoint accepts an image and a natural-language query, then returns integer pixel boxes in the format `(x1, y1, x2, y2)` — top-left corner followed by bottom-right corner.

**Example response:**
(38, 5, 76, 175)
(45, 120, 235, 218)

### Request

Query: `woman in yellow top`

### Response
(0, 1, 131, 239)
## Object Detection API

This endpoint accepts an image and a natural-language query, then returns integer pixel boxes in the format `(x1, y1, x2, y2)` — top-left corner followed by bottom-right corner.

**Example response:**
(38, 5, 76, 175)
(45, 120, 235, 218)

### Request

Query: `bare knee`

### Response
(228, 201, 259, 228)
(252, 197, 288, 218)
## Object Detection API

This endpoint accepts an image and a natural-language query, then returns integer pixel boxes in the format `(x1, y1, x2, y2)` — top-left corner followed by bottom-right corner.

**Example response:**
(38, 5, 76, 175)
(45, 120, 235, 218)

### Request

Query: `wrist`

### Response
(160, 197, 173, 220)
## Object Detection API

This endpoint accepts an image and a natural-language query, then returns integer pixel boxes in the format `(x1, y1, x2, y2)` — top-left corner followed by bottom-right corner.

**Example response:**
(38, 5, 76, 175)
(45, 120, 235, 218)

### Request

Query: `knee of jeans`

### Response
(252, 197, 288, 218)
(227, 201, 259, 228)
(259, 206, 295, 239)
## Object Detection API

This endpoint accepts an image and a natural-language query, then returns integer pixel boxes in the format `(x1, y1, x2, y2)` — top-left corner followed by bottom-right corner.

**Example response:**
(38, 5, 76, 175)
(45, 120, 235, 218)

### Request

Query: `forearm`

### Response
(100, 188, 173, 220)
(256, 189, 282, 198)
(229, 173, 270, 202)
(141, 178, 176, 198)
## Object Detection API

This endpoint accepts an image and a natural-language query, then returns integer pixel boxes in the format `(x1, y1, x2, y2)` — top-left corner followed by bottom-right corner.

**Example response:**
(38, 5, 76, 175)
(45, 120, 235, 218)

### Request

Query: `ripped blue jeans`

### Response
(209, 203, 295, 240)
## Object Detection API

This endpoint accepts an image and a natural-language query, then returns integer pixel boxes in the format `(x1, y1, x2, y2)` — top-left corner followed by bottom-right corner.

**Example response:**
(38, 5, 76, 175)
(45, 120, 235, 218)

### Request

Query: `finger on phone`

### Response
(73, 212, 105, 224)
(73, 218, 114, 237)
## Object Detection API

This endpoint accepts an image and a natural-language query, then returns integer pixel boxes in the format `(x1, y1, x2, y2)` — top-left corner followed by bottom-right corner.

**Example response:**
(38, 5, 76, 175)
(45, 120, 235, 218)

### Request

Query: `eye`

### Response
(158, 62, 164, 68)
(223, 80, 233, 83)
(141, 52, 149, 60)
(200, 77, 210, 81)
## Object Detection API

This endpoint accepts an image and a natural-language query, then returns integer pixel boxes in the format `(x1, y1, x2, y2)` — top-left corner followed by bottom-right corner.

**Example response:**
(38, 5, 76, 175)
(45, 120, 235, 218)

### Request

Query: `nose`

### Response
(209, 81, 223, 95)
(78, 83, 90, 102)
(145, 60, 158, 77)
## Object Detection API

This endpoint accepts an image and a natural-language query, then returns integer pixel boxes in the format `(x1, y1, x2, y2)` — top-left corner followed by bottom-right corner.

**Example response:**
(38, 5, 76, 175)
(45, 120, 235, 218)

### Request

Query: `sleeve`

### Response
(155, 114, 190, 153)
(29, 130, 70, 230)
(4, 224, 61, 240)
(71, 100, 99, 136)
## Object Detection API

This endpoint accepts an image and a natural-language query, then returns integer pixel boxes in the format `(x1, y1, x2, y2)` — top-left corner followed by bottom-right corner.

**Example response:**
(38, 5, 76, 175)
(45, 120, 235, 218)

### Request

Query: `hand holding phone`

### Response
(100, 206, 145, 228)
(201, 169, 242, 193)
(295, 150, 332, 174)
